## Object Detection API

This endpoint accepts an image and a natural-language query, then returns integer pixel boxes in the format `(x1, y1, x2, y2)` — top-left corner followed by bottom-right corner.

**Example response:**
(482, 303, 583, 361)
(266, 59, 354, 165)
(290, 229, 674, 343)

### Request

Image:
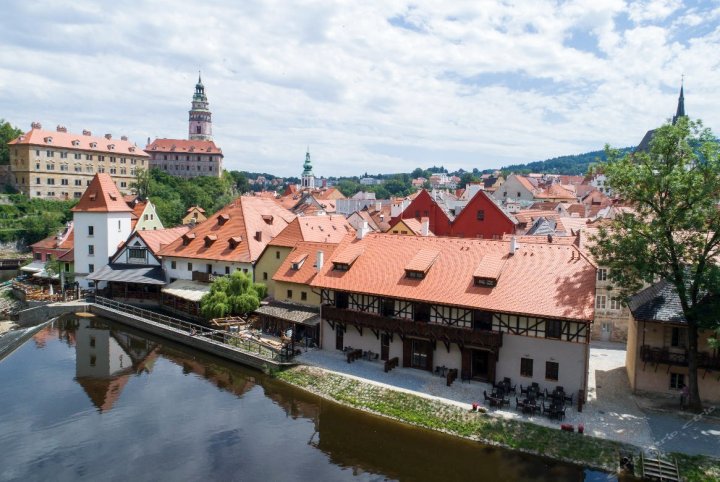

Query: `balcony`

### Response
(322, 305, 502, 350)
(640, 345, 720, 370)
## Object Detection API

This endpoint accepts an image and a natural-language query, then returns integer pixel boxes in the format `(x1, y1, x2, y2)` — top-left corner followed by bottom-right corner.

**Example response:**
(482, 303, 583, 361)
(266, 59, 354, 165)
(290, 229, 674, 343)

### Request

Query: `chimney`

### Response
(316, 250, 324, 271)
(510, 236, 519, 255)
(56, 125, 67, 133)
(31, 122, 42, 130)
(83, 130, 92, 136)
(421, 217, 430, 236)
(105, 133, 112, 140)
(357, 221, 369, 240)
(121, 135, 128, 141)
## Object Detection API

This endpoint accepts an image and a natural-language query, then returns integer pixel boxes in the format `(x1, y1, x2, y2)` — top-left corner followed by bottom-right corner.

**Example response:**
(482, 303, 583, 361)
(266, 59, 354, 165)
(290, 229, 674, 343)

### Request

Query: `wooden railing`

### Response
(640, 345, 720, 369)
(91, 296, 295, 363)
(323, 305, 503, 349)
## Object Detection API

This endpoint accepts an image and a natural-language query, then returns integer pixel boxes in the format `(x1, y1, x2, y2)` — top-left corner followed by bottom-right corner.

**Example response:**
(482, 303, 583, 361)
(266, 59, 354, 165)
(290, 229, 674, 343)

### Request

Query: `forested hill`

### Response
(501, 147, 633, 175)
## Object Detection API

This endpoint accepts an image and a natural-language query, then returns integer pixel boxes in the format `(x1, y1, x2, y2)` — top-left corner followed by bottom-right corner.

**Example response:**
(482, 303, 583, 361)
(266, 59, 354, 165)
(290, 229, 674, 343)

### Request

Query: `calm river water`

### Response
(0, 315, 616, 482)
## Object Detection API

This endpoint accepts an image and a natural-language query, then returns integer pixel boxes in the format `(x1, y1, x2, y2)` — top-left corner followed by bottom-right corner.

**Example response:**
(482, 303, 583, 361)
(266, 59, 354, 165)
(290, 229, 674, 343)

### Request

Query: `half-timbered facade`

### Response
(312, 233, 596, 397)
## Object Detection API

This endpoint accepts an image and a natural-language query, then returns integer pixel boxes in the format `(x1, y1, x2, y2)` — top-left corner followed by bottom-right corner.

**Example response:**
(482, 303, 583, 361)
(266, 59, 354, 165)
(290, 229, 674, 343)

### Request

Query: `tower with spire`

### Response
(301, 148, 316, 189)
(189, 72, 213, 141)
(672, 78, 685, 125)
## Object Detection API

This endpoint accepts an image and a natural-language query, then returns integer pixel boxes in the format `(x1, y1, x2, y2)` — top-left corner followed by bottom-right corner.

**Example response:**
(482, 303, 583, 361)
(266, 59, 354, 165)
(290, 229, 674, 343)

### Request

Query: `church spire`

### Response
(672, 77, 685, 125)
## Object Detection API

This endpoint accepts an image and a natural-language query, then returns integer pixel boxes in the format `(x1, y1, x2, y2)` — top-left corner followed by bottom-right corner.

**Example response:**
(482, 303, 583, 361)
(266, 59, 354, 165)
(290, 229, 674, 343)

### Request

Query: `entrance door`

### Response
(601, 322, 611, 341)
(471, 349, 490, 381)
(410, 339, 433, 371)
(380, 334, 390, 361)
(335, 325, 344, 350)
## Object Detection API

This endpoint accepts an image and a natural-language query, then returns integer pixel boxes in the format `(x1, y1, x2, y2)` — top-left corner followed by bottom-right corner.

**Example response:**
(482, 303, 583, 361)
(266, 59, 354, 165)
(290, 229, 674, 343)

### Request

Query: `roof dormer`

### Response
(472, 253, 506, 288)
(108, 144, 115, 150)
(44, 136, 53, 144)
(71, 140, 80, 147)
(404, 248, 439, 280)
(90, 142, 97, 148)
(204, 234, 217, 247)
(228, 236, 242, 249)
(291, 253, 308, 270)
(182, 233, 196, 246)
(217, 213, 230, 225)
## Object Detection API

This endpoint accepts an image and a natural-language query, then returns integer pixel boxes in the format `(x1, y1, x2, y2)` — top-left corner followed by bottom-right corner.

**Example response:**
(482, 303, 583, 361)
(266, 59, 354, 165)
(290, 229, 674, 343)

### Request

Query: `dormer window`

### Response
(182, 233, 196, 246)
(403, 248, 439, 280)
(217, 213, 230, 225)
(332, 262, 350, 271)
(129, 147, 135, 152)
(474, 277, 497, 287)
(204, 234, 217, 247)
(228, 236, 242, 249)
(108, 144, 115, 150)
(291, 254, 308, 270)
(72, 140, 80, 146)
(405, 270, 425, 280)
(108, 193, 117, 201)
(262, 214, 274, 224)
(44, 137, 53, 143)
(89, 193, 97, 201)
(90, 142, 97, 148)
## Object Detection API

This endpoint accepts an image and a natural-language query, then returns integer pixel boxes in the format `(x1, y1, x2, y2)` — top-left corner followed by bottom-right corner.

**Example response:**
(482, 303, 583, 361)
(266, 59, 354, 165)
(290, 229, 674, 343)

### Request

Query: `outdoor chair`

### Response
(558, 407, 567, 421)
(564, 393, 574, 406)
(516, 397, 523, 411)
(531, 382, 540, 391)
(520, 385, 528, 396)
(503, 377, 512, 385)
(484, 391, 491, 404)
(556, 386, 564, 393)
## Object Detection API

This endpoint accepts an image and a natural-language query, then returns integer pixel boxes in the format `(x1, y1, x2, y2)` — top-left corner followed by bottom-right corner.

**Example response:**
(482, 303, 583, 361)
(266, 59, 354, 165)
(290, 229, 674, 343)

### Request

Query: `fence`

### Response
(92, 296, 293, 363)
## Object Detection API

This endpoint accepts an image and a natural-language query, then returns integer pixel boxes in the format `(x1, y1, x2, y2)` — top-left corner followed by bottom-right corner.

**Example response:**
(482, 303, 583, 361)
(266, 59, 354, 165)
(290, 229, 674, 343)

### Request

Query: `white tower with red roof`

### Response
(72, 173, 133, 288)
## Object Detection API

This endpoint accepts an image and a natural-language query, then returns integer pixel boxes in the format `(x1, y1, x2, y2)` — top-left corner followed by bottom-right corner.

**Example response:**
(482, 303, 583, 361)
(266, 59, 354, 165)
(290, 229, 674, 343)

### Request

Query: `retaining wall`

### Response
(17, 303, 90, 326)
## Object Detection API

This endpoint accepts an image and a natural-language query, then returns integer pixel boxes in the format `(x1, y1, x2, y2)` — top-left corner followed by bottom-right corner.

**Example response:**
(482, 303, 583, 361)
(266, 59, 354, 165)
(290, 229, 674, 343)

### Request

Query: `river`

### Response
(0, 315, 616, 481)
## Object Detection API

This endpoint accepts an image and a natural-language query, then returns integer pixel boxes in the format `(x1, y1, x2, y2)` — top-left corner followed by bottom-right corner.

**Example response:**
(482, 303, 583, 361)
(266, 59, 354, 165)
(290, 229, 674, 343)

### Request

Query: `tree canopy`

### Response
(199, 271, 266, 319)
(590, 117, 720, 410)
(0, 119, 23, 166)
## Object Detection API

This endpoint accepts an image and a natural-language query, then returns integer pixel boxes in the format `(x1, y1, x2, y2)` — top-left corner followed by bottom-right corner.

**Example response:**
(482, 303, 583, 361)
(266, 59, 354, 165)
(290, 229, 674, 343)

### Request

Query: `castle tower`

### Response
(189, 72, 212, 141)
(301, 148, 315, 189)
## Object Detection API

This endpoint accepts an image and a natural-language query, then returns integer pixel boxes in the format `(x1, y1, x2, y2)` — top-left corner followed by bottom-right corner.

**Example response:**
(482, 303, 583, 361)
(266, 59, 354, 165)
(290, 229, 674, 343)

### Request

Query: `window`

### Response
(411, 339, 432, 369)
(88, 245, 94, 256)
(476, 210, 485, 221)
(87, 225, 94, 236)
(225, 266, 230, 275)
(74, 153, 81, 160)
(60, 179, 68, 185)
(120, 182, 127, 188)
(595, 295, 606, 310)
(520, 358, 533, 377)
(86, 154, 93, 160)
(75, 179, 82, 186)
(670, 327, 687, 348)
(118, 220, 121, 232)
(34, 252, 42, 260)
(610, 297, 622, 311)
(669, 373, 685, 390)
(187, 263, 193, 271)
(287, 289, 293, 299)
(144, 214, 149, 221)
(275, 251, 280, 259)
(301, 291, 307, 301)
(545, 319, 562, 339)
(89, 336, 96, 348)
(171, 261, 176, 269)
(545, 361, 559, 381)
(129, 248, 144, 259)
(90, 355, 96, 367)
(88, 264, 94, 273)
(517, 192, 521, 197)
(36, 177, 40, 185)
(263, 272, 268, 280)
(414, 303, 431, 322)
(46, 178, 55, 185)
(406, 270, 425, 279)
(597, 268, 607, 281)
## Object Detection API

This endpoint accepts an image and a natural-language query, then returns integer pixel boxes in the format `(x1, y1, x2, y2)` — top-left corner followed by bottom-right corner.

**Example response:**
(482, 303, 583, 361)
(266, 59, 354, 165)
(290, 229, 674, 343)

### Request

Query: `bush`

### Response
(200, 271, 260, 319)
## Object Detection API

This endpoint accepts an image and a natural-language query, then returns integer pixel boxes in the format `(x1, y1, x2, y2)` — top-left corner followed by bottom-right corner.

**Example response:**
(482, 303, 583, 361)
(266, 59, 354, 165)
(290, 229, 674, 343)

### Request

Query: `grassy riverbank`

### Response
(277, 366, 720, 481)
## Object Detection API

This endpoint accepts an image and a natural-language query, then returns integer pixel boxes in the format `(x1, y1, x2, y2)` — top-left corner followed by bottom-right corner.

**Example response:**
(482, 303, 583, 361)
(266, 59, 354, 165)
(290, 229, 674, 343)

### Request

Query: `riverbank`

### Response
(277, 365, 720, 482)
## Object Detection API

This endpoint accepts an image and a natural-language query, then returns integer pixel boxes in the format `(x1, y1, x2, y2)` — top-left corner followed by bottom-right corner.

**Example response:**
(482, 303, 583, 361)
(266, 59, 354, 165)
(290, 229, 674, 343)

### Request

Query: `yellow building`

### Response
(8, 123, 148, 199)
(388, 217, 433, 236)
(254, 215, 353, 300)
(182, 206, 207, 225)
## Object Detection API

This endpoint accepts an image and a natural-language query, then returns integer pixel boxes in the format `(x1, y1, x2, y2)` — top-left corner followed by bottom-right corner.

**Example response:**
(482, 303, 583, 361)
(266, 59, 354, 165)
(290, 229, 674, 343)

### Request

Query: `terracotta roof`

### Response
(273, 242, 339, 285)
(136, 226, 191, 255)
(157, 196, 295, 263)
(269, 215, 354, 248)
(58, 248, 74, 262)
(472, 253, 506, 280)
(396, 217, 434, 236)
(186, 205, 206, 213)
(535, 184, 577, 200)
(9, 125, 148, 157)
(312, 234, 595, 321)
(71, 174, 134, 213)
(145, 138, 222, 154)
(516, 175, 538, 193)
(31, 223, 74, 250)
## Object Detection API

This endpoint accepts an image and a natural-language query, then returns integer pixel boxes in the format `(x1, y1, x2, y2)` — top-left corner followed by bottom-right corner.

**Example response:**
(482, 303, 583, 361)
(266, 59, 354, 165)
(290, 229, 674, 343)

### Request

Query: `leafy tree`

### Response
(200, 271, 266, 319)
(337, 179, 361, 197)
(459, 172, 479, 188)
(0, 119, 23, 165)
(590, 117, 720, 411)
(131, 167, 151, 199)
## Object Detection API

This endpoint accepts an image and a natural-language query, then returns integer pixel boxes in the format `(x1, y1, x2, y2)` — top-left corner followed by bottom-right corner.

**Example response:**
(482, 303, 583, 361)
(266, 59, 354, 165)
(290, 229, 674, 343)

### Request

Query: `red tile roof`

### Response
(71, 174, 134, 213)
(405, 248, 440, 272)
(157, 196, 295, 263)
(535, 183, 577, 200)
(273, 242, 339, 285)
(58, 248, 74, 262)
(136, 226, 191, 255)
(516, 175, 538, 193)
(31, 223, 74, 251)
(312, 234, 595, 321)
(9, 125, 148, 157)
(269, 215, 354, 248)
(145, 138, 222, 154)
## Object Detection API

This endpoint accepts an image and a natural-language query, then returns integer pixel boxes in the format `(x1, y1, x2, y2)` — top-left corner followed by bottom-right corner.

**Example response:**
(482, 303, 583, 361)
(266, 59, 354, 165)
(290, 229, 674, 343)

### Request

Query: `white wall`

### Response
(74, 211, 132, 288)
(163, 257, 252, 281)
(496, 334, 588, 396)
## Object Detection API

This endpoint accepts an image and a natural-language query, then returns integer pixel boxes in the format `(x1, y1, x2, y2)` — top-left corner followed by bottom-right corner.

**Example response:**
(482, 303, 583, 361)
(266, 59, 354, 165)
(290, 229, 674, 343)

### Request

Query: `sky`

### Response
(1, 0, 719, 178)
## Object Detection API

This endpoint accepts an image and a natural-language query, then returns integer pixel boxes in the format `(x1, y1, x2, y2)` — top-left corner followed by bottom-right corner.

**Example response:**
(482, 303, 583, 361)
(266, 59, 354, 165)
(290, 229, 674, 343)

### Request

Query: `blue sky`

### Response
(1, 0, 719, 177)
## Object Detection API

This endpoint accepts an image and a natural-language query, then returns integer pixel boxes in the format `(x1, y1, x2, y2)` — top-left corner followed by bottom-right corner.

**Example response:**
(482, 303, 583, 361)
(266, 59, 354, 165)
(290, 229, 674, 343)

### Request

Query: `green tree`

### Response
(200, 271, 265, 319)
(131, 167, 151, 199)
(0, 119, 23, 165)
(590, 117, 720, 411)
(459, 172, 479, 188)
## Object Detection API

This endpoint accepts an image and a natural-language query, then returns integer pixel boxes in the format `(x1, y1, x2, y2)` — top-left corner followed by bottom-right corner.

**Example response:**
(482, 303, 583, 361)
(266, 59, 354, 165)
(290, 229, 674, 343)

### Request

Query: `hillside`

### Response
(500, 147, 633, 175)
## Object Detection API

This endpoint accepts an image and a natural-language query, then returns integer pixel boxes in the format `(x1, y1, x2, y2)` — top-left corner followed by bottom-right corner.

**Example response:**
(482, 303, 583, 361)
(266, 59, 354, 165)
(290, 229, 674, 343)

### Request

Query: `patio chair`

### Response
(503, 377, 512, 386)
(564, 392, 574, 406)
(483, 391, 492, 404)
(515, 397, 523, 411)
(558, 407, 566, 421)
(520, 385, 528, 396)
(531, 382, 540, 391)
(556, 386, 564, 393)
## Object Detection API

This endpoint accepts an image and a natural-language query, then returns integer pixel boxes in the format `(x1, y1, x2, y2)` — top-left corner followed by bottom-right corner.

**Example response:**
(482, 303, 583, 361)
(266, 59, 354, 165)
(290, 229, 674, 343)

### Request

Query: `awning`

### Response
(161, 279, 211, 302)
(255, 301, 320, 326)
(21, 260, 46, 273)
(87, 264, 166, 285)
(33, 270, 60, 280)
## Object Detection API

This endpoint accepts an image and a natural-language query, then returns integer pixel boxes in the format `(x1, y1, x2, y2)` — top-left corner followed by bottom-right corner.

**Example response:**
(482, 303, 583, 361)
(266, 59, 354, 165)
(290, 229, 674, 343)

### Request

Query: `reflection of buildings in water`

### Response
(160, 349, 256, 399)
(72, 317, 159, 412)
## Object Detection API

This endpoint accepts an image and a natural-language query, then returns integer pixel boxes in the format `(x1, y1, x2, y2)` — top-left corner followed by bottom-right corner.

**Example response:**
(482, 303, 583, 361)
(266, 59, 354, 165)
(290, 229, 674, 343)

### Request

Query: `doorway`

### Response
(471, 349, 490, 381)
(335, 325, 344, 350)
(380, 334, 390, 361)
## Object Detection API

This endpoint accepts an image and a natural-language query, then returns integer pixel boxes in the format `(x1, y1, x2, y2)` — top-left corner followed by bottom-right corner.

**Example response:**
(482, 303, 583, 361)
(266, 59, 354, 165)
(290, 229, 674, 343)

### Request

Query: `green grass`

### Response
(277, 366, 720, 480)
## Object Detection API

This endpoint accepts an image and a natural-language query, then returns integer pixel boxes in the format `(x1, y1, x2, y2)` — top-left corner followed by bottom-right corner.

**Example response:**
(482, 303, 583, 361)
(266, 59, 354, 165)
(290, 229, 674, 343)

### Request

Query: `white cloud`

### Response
(0, 0, 718, 177)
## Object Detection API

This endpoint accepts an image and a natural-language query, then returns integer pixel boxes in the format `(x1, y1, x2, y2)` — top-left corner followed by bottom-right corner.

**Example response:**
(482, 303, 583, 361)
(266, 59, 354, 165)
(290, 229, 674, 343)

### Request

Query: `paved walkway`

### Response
(296, 342, 720, 457)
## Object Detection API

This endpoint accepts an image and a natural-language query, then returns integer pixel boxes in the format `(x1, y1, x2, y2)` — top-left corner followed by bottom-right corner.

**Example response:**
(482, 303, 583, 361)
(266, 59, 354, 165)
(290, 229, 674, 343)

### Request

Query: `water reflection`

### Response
(1, 315, 617, 482)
